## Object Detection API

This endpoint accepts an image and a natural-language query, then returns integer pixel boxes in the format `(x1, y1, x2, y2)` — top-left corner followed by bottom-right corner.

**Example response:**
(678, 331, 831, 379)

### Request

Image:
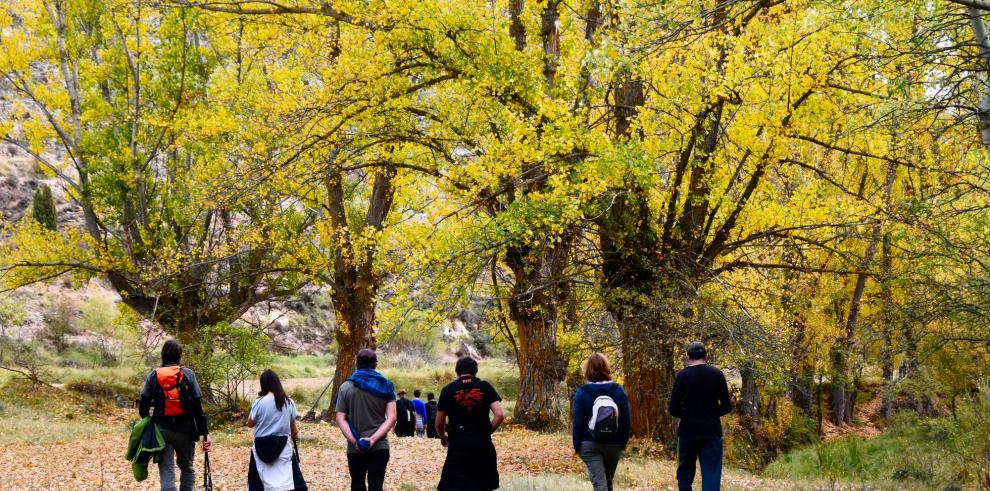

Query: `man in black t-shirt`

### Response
(436, 356, 505, 491)
(668, 342, 733, 491)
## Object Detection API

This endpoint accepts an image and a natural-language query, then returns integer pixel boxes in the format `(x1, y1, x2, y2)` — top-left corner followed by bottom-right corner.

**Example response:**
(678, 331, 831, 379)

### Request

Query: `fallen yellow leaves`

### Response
(0, 413, 581, 490)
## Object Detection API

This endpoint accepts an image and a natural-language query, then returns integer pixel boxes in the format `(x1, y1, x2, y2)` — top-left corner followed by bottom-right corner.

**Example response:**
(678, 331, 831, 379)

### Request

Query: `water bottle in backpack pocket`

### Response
(588, 394, 619, 442)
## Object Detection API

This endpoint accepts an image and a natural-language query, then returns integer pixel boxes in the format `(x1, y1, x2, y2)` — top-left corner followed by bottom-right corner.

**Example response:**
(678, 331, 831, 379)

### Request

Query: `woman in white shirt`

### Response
(247, 369, 301, 491)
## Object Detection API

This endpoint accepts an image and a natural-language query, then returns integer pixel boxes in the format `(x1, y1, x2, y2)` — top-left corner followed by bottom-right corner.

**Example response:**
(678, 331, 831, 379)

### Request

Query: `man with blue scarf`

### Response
(335, 349, 397, 491)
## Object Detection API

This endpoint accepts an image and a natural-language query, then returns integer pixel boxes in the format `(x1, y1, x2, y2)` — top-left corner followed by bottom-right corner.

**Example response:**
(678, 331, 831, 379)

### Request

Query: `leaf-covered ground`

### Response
(0, 407, 812, 491)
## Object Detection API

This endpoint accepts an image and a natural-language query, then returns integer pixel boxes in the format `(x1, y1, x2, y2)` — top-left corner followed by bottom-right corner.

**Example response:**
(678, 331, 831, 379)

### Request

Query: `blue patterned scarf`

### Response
(347, 368, 396, 401)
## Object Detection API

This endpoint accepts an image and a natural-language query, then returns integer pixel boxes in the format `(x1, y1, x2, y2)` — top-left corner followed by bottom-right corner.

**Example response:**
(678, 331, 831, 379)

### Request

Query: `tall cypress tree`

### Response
(31, 183, 57, 231)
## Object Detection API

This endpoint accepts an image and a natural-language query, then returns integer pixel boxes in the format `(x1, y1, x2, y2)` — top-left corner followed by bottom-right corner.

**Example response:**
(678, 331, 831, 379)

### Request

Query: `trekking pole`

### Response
(203, 450, 213, 491)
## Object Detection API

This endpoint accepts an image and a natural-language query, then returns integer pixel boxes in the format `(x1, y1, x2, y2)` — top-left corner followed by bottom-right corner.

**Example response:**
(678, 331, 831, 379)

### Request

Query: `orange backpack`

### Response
(155, 366, 187, 417)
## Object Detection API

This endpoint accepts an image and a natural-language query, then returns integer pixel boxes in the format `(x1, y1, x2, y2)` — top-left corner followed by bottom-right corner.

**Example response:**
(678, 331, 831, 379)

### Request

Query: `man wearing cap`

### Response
(335, 349, 397, 491)
(668, 342, 732, 491)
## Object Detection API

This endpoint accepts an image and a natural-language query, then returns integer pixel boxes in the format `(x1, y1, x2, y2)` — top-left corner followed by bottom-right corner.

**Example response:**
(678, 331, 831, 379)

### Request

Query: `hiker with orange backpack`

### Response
(139, 340, 211, 491)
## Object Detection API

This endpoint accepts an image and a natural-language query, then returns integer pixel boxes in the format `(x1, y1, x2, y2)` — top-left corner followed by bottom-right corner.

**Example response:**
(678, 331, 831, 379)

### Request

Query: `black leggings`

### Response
(346, 449, 390, 491)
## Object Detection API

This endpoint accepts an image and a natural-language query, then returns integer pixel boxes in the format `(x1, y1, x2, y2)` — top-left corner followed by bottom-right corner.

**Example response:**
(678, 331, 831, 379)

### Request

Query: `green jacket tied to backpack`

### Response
(126, 416, 167, 481)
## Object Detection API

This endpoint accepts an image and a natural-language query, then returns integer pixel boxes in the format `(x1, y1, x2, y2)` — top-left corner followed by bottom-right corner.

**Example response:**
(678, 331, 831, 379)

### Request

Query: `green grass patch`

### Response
(0, 402, 116, 445)
(501, 474, 589, 490)
(0, 382, 125, 445)
(765, 413, 976, 489)
(271, 353, 336, 379)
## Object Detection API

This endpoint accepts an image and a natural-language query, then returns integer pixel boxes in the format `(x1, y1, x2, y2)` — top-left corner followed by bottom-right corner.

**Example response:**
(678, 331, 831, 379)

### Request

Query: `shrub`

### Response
(381, 311, 443, 360)
(78, 298, 140, 365)
(185, 322, 272, 410)
(0, 294, 28, 327)
(780, 413, 820, 450)
(946, 392, 990, 488)
(0, 338, 53, 385)
(43, 298, 77, 353)
(58, 345, 106, 368)
(31, 183, 57, 231)
(766, 406, 987, 489)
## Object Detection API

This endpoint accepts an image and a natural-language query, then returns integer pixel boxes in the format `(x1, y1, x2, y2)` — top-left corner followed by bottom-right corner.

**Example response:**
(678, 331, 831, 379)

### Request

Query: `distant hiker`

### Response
(138, 340, 210, 491)
(669, 342, 733, 491)
(395, 389, 416, 437)
(571, 353, 631, 491)
(436, 356, 505, 491)
(335, 349, 397, 491)
(412, 389, 428, 437)
(425, 392, 439, 439)
(247, 369, 306, 491)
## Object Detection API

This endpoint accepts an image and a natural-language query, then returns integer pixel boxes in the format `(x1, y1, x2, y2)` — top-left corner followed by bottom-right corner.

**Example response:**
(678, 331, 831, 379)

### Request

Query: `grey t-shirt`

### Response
(335, 380, 390, 453)
(250, 393, 297, 438)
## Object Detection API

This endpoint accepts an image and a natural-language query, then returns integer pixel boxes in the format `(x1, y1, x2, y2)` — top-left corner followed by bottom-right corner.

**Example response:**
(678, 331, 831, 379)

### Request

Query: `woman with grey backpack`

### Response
(571, 353, 631, 491)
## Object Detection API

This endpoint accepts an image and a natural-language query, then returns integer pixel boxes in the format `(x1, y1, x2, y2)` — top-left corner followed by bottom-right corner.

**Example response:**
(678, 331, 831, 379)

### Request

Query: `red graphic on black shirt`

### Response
(453, 388, 485, 410)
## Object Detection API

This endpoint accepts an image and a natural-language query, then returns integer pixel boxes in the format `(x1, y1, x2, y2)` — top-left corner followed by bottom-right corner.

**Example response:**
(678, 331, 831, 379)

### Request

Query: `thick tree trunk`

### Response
(330, 284, 378, 404)
(496, 0, 572, 432)
(505, 243, 568, 431)
(325, 168, 394, 404)
(510, 308, 566, 430)
(618, 314, 676, 440)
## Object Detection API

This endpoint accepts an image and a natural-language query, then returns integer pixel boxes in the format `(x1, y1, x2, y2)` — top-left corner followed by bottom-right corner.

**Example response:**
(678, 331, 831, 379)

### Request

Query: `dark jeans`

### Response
(579, 441, 623, 491)
(346, 449, 389, 491)
(677, 436, 723, 491)
(158, 426, 196, 491)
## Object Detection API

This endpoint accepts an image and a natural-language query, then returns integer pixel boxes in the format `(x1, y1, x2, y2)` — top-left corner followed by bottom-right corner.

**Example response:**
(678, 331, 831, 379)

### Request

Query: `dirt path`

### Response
(0, 413, 800, 491)
(0, 420, 563, 490)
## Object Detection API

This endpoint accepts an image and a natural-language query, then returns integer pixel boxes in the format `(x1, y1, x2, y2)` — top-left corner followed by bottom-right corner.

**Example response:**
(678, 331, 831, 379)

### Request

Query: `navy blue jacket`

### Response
(668, 363, 732, 437)
(571, 382, 631, 453)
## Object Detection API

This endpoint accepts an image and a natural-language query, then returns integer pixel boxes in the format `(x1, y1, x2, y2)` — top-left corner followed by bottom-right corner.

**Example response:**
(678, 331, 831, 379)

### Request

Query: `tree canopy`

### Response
(1, 0, 988, 443)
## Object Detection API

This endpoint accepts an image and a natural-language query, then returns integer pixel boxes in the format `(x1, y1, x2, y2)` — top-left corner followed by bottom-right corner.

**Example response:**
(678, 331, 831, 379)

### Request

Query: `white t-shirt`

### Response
(250, 393, 297, 438)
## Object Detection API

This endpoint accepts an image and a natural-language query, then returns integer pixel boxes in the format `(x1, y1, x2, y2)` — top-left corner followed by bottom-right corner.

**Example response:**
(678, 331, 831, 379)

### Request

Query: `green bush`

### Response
(58, 345, 106, 368)
(381, 311, 443, 360)
(765, 404, 989, 489)
(42, 298, 77, 353)
(77, 298, 140, 365)
(185, 322, 273, 410)
(780, 413, 820, 450)
(31, 183, 57, 231)
(0, 294, 28, 326)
